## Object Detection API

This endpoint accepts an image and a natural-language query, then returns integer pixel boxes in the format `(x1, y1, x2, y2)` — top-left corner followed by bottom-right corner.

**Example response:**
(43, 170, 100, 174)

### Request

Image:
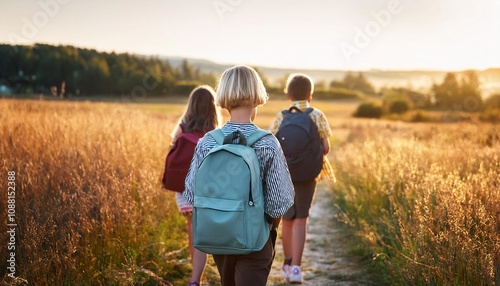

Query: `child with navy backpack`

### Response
(183, 65, 294, 286)
(162, 85, 221, 286)
(269, 73, 335, 284)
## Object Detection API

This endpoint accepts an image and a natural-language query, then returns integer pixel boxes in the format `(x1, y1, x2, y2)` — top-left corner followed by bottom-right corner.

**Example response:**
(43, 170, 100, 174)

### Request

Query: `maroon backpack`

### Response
(162, 124, 204, 193)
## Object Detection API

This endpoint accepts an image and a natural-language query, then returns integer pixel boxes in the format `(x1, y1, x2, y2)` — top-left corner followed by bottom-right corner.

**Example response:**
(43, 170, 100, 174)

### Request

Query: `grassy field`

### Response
(330, 120, 500, 285)
(1, 98, 498, 285)
(0, 99, 219, 285)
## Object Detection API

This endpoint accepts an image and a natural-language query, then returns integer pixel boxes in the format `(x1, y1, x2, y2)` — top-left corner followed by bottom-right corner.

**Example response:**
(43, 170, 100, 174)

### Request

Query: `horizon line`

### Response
(2, 41, 500, 73)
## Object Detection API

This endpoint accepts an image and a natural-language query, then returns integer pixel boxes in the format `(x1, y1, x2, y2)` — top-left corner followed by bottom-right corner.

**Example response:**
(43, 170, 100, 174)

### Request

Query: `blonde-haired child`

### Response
(183, 66, 294, 286)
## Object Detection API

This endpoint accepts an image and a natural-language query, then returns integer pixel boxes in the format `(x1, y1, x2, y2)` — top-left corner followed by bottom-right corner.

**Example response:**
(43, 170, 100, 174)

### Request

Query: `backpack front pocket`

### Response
(193, 196, 247, 252)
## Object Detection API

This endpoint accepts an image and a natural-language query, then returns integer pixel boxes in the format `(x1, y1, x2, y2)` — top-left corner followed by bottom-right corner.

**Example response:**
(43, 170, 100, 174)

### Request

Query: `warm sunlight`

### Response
(1, 0, 499, 71)
(2, 2, 500, 285)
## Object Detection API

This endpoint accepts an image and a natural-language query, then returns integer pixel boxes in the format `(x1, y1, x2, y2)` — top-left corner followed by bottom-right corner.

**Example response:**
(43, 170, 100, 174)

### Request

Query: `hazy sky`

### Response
(1, 0, 499, 71)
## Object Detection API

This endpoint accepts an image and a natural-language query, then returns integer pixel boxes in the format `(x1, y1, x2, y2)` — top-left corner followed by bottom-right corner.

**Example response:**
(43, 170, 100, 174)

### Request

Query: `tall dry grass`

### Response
(0, 99, 208, 285)
(4, 97, 498, 284)
(0, 97, 352, 285)
(331, 121, 500, 285)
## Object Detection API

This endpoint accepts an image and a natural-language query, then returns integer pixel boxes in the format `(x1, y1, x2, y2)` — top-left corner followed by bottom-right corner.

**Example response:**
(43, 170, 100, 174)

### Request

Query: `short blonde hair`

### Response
(284, 73, 314, 101)
(216, 65, 268, 110)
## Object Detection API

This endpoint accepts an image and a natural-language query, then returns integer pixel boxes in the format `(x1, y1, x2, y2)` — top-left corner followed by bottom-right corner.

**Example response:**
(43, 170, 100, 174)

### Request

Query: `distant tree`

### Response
(433, 72, 460, 108)
(432, 71, 483, 111)
(381, 87, 430, 109)
(331, 72, 375, 95)
(197, 72, 217, 88)
(459, 70, 482, 112)
(181, 59, 197, 81)
(329, 79, 345, 89)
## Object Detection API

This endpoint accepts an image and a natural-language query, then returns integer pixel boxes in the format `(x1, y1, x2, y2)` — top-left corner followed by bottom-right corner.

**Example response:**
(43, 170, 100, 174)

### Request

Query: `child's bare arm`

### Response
(322, 137, 330, 155)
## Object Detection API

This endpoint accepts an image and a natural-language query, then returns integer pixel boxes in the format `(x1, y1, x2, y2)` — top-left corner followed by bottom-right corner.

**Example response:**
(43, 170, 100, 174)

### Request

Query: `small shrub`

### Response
(353, 101, 383, 118)
(382, 89, 413, 114)
(480, 108, 500, 123)
(388, 99, 411, 114)
(409, 110, 437, 122)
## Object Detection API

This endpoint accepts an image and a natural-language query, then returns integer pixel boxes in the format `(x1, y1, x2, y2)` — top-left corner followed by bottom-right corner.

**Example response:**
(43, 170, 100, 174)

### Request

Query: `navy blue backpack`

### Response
(276, 107, 323, 182)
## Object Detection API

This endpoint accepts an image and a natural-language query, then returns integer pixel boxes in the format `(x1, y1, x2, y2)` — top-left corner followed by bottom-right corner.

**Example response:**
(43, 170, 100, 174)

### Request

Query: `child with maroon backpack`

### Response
(162, 85, 221, 286)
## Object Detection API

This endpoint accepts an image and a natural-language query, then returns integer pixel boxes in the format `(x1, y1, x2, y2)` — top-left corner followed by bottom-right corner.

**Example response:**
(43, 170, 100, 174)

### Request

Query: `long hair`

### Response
(180, 85, 220, 133)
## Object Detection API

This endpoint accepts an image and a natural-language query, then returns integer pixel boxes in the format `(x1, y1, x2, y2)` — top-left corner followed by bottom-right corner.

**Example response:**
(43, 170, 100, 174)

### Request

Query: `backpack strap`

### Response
(247, 129, 271, 146)
(283, 106, 314, 115)
(282, 106, 301, 116)
(208, 129, 225, 145)
(208, 128, 270, 146)
(209, 129, 251, 145)
(304, 107, 314, 115)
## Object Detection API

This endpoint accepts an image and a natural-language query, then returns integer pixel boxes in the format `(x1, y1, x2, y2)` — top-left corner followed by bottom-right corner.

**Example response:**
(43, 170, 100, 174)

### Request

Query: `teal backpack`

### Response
(193, 129, 271, 255)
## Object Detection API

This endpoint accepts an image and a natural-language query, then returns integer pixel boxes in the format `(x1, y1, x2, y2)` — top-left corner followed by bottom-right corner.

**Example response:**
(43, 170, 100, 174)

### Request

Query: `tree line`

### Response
(353, 71, 500, 121)
(0, 43, 372, 100)
(431, 71, 482, 110)
(0, 43, 216, 97)
(0, 43, 494, 114)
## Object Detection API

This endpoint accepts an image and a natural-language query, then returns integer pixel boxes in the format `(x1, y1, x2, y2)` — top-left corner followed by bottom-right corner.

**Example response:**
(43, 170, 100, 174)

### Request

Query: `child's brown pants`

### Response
(212, 229, 277, 286)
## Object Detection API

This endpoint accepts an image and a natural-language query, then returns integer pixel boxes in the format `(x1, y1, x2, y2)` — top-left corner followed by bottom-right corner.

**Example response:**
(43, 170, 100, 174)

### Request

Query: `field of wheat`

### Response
(0, 99, 226, 285)
(331, 120, 500, 285)
(1, 98, 499, 285)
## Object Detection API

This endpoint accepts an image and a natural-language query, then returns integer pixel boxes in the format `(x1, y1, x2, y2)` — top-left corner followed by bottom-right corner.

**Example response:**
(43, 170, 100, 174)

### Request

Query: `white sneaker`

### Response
(289, 265, 302, 284)
(282, 264, 290, 281)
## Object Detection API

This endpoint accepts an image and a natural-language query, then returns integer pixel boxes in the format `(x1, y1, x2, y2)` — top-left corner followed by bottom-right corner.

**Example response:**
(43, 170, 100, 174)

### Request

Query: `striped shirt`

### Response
(183, 122, 295, 218)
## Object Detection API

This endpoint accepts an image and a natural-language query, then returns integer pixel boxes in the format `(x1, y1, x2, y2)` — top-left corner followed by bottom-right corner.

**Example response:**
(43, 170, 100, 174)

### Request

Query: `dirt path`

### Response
(267, 183, 373, 286)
